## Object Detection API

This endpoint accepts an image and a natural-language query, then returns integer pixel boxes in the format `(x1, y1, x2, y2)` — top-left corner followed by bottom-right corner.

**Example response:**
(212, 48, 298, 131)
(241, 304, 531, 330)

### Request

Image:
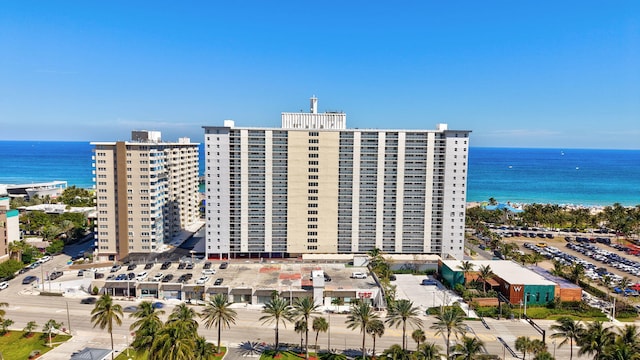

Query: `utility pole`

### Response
(66, 302, 71, 334)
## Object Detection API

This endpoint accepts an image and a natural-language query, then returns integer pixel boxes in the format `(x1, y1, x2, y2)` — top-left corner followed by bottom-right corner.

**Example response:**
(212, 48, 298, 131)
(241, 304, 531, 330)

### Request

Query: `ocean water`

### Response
(0, 141, 638, 206)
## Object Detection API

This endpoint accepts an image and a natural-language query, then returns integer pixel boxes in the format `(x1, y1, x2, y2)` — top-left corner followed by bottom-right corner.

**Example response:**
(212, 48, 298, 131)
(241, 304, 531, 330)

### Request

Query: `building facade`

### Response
(0, 193, 20, 262)
(91, 131, 200, 261)
(203, 98, 470, 260)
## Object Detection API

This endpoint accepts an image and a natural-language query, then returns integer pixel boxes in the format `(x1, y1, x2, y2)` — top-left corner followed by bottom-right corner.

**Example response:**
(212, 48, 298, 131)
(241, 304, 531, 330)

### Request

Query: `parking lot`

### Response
(392, 274, 465, 313)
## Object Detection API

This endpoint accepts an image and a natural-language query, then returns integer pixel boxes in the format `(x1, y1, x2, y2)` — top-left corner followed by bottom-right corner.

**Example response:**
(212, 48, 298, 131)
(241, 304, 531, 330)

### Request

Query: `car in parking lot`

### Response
(127, 272, 136, 280)
(214, 278, 224, 285)
(22, 276, 38, 284)
(161, 274, 174, 283)
(136, 272, 148, 281)
(46, 271, 63, 281)
(0, 281, 8, 290)
(350, 272, 367, 279)
(185, 263, 194, 270)
(80, 297, 96, 304)
(29, 262, 40, 270)
(177, 262, 187, 270)
(161, 262, 172, 270)
(127, 264, 137, 271)
(152, 273, 164, 282)
(110, 264, 122, 273)
(115, 274, 128, 281)
(18, 267, 30, 274)
(152, 302, 164, 309)
(196, 276, 209, 285)
(203, 262, 212, 270)
(144, 263, 154, 270)
(421, 278, 437, 286)
(219, 262, 228, 269)
(202, 269, 217, 275)
(38, 255, 52, 263)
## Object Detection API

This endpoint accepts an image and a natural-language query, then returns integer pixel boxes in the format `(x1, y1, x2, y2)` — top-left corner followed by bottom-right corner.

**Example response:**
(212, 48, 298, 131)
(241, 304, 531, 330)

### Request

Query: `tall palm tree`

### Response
(550, 317, 584, 360)
(476, 265, 494, 295)
(415, 343, 442, 360)
(346, 301, 380, 360)
(515, 336, 533, 360)
(150, 322, 196, 360)
(385, 299, 423, 351)
(167, 303, 199, 339)
(194, 336, 217, 360)
(568, 262, 585, 285)
(90, 294, 123, 360)
(380, 344, 410, 360)
(411, 329, 426, 351)
(578, 321, 615, 360)
(616, 324, 640, 352)
(451, 336, 485, 360)
(129, 301, 166, 356)
(295, 319, 307, 350)
(200, 294, 238, 354)
(366, 319, 385, 359)
(457, 261, 475, 286)
(312, 317, 329, 354)
(260, 295, 292, 351)
(430, 307, 467, 360)
(291, 297, 320, 360)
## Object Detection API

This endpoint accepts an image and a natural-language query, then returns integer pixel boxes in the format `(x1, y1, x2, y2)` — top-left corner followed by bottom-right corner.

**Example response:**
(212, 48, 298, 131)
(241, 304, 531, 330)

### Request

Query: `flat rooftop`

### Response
(442, 260, 556, 286)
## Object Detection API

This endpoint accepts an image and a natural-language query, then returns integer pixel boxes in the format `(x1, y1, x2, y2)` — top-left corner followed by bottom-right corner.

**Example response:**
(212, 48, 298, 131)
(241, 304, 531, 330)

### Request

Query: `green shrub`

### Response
(0, 259, 23, 280)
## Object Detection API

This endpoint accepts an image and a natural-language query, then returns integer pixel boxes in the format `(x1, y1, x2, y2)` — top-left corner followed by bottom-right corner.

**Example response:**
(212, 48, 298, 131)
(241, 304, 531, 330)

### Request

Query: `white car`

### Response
(136, 271, 148, 281)
(0, 281, 8, 290)
(202, 269, 217, 275)
(152, 273, 164, 282)
(196, 276, 209, 285)
(38, 255, 52, 263)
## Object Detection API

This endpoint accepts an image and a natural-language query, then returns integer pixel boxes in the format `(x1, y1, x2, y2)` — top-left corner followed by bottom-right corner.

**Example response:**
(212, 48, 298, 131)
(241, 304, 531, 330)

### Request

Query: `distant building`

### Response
(203, 97, 471, 260)
(91, 131, 200, 261)
(0, 193, 20, 262)
(439, 260, 575, 306)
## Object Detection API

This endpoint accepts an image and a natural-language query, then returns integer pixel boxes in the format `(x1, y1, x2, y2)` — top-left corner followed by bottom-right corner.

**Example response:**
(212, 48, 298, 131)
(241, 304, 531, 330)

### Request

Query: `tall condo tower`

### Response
(203, 98, 470, 260)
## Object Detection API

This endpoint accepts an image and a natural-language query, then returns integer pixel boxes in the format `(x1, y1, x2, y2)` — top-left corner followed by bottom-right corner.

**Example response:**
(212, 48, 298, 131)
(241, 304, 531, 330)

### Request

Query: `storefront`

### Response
(161, 284, 182, 300)
(138, 283, 159, 299)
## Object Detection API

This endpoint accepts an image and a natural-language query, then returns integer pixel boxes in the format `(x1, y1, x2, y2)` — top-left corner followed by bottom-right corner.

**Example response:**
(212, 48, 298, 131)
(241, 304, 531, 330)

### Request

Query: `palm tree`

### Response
(201, 294, 238, 354)
(411, 329, 426, 351)
(0, 301, 7, 317)
(451, 336, 485, 360)
(346, 301, 380, 360)
(295, 319, 307, 350)
(457, 261, 475, 286)
(532, 351, 555, 360)
(381, 344, 410, 360)
(167, 303, 199, 339)
(23, 320, 37, 337)
(385, 299, 423, 351)
(42, 319, 63, 348)
(194, 336, 217, 360)
(291, 297, 320, 360)
(0, 318, 14, 336)
(568, 262, 585, 285)
(616, 324, 640, 352)
(515, 336, 533, 360)
(415, 343, 442, 360)
(430, 307, 467, 360)
(550, 317, 584, 360)
(431, 307, 466, 359)
(366, 319, 385, 359)
(260, 295, 292, 351)
(90, 293, 123, 360)
(578, 321, 615, 360)
(312, 317, 329, 354)
(129, 301, 166, 356)
(530, 339, 547, 358)
(150, 322, 196, 360)
(476, 265, 494, 295)
(550, 260, 566, 277)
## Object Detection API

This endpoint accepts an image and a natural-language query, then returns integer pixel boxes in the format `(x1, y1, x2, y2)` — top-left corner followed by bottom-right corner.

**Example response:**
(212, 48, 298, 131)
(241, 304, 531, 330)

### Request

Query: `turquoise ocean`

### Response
(0, 141, 638, 206)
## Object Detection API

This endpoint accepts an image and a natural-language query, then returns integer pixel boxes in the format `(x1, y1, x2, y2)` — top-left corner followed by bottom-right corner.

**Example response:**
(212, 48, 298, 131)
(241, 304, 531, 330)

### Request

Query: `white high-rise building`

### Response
(203, 98, 470, 260)
(91, 131, 200, 261)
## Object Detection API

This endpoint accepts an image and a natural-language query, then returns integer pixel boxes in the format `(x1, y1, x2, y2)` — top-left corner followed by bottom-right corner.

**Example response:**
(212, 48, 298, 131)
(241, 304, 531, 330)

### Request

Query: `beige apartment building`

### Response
(91, 131, 200, 261)
(203, 98, 471, 260)
(0, 191, 20, 262)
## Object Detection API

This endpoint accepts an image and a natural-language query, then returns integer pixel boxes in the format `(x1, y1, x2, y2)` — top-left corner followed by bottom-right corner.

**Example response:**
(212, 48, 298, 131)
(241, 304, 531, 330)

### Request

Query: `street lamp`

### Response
(523, 293, 528, 317)
(552, 340, 556, 358)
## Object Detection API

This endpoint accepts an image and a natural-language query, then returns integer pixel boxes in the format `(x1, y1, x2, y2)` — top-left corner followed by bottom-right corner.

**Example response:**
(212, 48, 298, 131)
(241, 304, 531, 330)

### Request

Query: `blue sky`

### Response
(1, 1, 638, 149)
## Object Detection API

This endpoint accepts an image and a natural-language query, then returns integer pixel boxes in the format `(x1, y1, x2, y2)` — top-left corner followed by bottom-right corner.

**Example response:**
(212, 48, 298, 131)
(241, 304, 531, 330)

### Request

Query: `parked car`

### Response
(202, 269, 217, 275)
(196, 276, 209, 285)
(152, 273, 164, 282)
(136, 272, 148, 281)
(152, 302, 164, 309)
(421, 279, 437, 286)
(110, 264, 122, 273)
(219, 262, 228, 269)
(161, 274, 174, 283)
(203, 262, 212, 270)
(38, 255, 52, 263)
(185, 263, 194, 270)
(47, 271, 63, 281)
(177, 262, 187, 270)
(94, 272, 105, 279)
(161, 262, 172, 270)
(144, 263, 154, 270)
(0, 281, 8, 290)
(80, 297, 97, 304)
(127, 264, 137, 271)
(214, 278, 224, 285)
(123, 306, 138, 313)
(350, 272, 367, 279)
